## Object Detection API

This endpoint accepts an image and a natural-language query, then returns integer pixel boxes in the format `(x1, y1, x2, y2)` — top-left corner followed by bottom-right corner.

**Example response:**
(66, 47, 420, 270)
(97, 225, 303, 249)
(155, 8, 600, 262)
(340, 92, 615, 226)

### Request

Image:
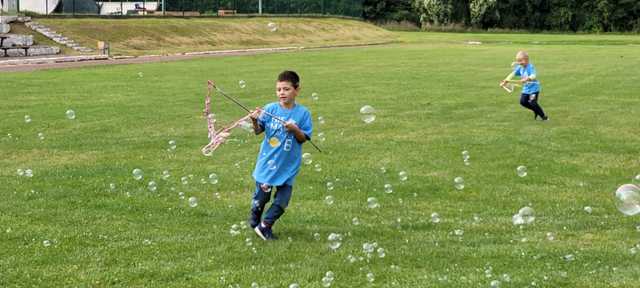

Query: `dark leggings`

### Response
(520, 92, 546, 118)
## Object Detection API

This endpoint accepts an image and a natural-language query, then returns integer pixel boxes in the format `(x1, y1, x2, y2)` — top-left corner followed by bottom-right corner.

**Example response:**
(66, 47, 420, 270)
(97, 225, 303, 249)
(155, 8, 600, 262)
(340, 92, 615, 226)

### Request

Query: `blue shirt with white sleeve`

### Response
(514, 63, 541, 94)
(252, 102, 313, 186)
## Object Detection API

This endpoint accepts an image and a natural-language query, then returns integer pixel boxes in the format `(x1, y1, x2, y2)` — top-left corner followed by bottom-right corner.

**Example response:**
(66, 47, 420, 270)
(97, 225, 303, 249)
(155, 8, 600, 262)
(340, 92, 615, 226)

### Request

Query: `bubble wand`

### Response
(205, 80, 322, 153)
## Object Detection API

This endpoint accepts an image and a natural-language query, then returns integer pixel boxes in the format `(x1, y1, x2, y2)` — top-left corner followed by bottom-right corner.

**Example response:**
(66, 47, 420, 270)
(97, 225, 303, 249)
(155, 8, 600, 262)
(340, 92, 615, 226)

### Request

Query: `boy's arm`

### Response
(500, 72, 516, 86)
(284, 122, 307, 143)
(249, 108, 264, 135)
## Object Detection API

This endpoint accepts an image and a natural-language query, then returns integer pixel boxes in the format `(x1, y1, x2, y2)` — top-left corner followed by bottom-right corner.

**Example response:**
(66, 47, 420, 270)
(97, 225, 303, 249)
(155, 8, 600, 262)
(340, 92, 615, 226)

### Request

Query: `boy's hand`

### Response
(500, 80, 508, 86)
(520, 76, 529, 83)
(284, 120, 300, 132)
(249, 107, 262, 120)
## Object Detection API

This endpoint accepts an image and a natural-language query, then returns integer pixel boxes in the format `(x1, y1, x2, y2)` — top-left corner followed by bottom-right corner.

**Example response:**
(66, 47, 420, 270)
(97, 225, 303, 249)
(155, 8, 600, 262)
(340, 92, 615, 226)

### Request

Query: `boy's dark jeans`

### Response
(520, 92, 546, 118)
(249, 182, 292, 227)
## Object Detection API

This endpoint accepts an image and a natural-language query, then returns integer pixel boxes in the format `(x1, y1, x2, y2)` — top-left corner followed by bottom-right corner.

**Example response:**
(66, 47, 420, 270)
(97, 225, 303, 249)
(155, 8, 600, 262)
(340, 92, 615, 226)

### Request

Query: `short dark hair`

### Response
(277, 70, 300, 89)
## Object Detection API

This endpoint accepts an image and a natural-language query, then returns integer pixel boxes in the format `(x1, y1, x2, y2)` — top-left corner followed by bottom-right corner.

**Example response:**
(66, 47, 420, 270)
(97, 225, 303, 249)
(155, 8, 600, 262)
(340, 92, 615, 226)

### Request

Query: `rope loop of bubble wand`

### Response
(201, 81, 252, 156)
(208, 80, 322, 153)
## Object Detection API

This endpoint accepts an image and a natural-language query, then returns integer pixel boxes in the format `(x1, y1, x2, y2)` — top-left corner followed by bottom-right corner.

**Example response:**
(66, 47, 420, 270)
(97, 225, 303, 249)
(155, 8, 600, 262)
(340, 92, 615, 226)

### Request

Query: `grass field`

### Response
(2, 31, 640, 287)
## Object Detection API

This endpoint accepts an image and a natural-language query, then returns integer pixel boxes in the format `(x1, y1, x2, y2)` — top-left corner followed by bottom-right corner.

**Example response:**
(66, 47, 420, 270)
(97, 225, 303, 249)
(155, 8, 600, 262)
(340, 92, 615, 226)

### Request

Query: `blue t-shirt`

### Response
(514, 63, 541, 94)
(252, 102, 313, 186)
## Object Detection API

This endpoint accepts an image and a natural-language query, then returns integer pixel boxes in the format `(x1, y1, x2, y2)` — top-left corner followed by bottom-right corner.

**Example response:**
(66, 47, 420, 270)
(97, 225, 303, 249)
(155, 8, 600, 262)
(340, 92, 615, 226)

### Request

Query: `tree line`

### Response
(364, 0, 640, 32)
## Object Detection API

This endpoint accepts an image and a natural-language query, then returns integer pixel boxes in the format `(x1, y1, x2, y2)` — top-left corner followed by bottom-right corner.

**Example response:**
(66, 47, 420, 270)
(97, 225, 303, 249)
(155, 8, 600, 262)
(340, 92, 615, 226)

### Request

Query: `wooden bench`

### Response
(217, 9, 237, 16)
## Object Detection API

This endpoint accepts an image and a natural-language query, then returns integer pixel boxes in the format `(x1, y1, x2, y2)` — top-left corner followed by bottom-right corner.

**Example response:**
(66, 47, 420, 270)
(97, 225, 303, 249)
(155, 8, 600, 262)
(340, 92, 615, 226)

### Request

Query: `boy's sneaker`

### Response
(541, 116, 549, 121)
(254, 223, 277, 241)
(248, 211, 260, 228)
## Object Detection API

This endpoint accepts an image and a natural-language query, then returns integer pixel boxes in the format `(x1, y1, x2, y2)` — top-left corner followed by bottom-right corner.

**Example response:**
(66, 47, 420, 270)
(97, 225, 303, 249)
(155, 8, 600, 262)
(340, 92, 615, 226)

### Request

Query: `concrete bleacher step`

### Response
(1, 45, 61, 57)
(1, 34, 34, 47)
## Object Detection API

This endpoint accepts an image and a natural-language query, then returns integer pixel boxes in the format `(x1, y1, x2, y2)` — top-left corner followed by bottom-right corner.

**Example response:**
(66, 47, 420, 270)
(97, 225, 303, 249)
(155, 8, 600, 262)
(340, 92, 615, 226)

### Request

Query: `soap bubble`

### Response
(132, 168, 143, 180)
(37, 132, 45, 140)
(147, 181, 157, 192)
(267, 160, 277, 170)
(512, 206, 535, 225)
(314, 163, 322, 172)
(302, 153, 312, 165)
(239, 80, 246, 89)
(24, 115, 32, 123)
(312, 92, 319, 101)
(454, 177, 465, 190)
(366, 272, 375, 282)
(161, 170, 170, 180)
(267, 22, 277, 32)
(462, 150, 470, 161)
(43, 240, 51, 247)
(360, 105, 376, 124)
(431, 212, 441, 223)
(352, 217, 360, 225)
(65, 109, 76, 120)
(168, 140, 177, 151)
(367, 197, 379, 209)
(188, 196, 198, 208)
(207, 173, 218, 184)
(399, 171, 408, 181)
(326, 181, 334, 191)
(24, 169, 33, 177)
(325, 195, 335, 205)
(583, 206, 593, 214)
(384, 183, 393, 194)
(517, 166, 528, 177)
(317, 116, 325, 125)
(615, 184, 640, 216)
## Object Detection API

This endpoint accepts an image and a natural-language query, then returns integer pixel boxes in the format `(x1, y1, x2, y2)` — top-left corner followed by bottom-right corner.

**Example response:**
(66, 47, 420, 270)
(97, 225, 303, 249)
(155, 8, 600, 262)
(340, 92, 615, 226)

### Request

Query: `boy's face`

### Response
(517, 57, 529, 67)
(276, 81, 299, 107)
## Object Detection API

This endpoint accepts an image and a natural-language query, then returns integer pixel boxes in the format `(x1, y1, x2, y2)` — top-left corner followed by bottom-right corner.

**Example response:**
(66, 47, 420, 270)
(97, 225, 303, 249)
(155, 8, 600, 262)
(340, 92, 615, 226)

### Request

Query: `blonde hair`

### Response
(516, 51, 529, 60)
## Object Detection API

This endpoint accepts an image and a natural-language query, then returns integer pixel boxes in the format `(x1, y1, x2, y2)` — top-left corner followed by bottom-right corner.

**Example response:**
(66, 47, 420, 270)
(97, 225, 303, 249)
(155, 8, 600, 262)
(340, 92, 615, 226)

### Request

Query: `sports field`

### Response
(1, 31, 640, 287)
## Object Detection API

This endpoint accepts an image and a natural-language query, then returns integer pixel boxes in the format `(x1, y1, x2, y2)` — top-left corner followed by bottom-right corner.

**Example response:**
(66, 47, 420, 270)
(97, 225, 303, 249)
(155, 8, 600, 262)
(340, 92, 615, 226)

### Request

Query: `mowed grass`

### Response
(35, 17, 394, 56)
(1, 31, 640, 287)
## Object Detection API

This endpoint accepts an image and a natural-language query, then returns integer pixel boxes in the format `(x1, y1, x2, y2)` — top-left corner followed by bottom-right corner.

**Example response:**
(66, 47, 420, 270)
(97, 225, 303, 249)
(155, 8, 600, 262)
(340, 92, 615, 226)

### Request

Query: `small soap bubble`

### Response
(360, 105, 376, 124)
(65, 109, 76, 120)
(208, 173, 219, 184)
(267, 160, 277, 170)
(302, 153, 312, 165)
(325, 195, 335, 205)
(188, 196, 198, 208)
(431, 212, 441, 223)
(267, 22, 277, 32)
(326, 182, 334, 191)
(132, 168, 143, 180)
(147, 181, 157, 192)
(24, 115, 32, 123)
(43, 240, 51, 247)
(454, 177, 465, 190)
(317, 132, 326, 142)
(238, 80, 246, 89)
(517, 166, 528, 177)
(312, 92, 319, 101)
(384, 183, 393, 194)
(399, 171, 408, 181)
(367, 197, 379, 209)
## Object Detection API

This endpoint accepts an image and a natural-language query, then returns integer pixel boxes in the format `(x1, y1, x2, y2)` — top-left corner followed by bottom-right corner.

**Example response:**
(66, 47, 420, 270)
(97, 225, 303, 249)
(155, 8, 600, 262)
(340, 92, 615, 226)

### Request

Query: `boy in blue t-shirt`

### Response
(501, 51, 548, 121)
(248, 70, 313, 240)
